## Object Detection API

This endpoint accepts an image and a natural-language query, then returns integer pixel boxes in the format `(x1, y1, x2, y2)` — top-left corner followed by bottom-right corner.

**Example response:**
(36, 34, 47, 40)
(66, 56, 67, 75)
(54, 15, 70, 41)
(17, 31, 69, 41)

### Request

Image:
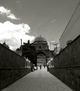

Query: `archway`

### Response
(37, 52, 47, 66)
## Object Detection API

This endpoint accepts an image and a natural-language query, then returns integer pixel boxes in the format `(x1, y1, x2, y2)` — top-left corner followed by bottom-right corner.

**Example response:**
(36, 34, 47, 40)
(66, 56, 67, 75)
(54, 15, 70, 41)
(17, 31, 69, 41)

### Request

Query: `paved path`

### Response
(2, 67, 72, 91)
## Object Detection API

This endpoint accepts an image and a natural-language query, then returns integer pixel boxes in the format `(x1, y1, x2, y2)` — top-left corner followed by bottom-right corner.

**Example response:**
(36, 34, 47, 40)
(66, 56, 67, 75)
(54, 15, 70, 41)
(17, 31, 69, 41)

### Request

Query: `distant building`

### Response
(32, 35, 51, 66)
(22, 40, 37, 65)
(22, 36, 53, 66)
(60, 2, 80, 49)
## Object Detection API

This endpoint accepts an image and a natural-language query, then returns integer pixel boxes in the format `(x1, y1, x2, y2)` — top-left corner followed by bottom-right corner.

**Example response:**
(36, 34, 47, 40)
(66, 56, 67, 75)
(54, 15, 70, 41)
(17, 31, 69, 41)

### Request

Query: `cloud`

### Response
(7, 14, 19, 20)
(0, 6, 19, 20)
(0, 6, 10, 14)
(0, 21, 35, 50)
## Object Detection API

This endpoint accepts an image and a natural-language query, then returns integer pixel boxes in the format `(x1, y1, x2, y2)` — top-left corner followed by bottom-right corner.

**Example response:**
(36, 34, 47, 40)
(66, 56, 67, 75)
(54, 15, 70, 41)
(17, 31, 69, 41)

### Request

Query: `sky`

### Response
(0, 0, 79, 50)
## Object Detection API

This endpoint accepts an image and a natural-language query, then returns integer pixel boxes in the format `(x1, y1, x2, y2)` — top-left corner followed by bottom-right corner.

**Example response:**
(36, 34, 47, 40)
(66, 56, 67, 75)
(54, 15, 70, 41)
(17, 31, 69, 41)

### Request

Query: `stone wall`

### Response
(54, 35, 80, 67)
(0, 44, 31, 90)
(49, 35, 80, 90)
(0, 44, 25, 68)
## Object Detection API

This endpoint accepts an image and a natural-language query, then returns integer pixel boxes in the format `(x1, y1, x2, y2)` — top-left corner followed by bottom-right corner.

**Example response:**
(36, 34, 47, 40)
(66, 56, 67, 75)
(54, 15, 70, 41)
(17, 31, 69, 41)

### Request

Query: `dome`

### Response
(32, 35, 49, 51)
(34, 35, 47, 43)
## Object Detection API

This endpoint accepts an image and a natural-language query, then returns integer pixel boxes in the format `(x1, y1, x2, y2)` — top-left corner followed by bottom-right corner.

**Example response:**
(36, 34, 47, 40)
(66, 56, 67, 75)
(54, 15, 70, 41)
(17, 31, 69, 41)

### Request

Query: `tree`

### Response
(22, 42, 37, 66)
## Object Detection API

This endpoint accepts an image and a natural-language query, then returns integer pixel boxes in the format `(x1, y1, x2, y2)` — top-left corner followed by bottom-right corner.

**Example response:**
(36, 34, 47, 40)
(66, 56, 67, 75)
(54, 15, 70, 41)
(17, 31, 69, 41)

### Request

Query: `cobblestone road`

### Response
(2, 67, 72, 91)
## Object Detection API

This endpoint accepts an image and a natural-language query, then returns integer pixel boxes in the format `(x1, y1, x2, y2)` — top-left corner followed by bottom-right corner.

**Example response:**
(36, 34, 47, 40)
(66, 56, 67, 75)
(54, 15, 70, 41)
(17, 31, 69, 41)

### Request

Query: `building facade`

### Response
(31, 36, 51, 66)
(21, 36, 53, 66)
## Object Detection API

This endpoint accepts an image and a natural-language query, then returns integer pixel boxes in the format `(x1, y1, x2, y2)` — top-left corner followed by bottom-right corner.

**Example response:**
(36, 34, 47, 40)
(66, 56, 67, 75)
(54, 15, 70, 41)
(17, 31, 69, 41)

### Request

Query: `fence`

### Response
(48, 35, 80, 91)
(0, 44, 31, 90)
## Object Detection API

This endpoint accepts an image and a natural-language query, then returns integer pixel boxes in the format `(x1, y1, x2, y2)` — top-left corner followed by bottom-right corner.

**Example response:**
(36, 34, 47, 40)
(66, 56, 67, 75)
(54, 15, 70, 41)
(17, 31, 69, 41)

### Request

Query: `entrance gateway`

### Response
(31, 35, 51, 66)
(37, 53, 46, 66)
(21, 35, 53, 66)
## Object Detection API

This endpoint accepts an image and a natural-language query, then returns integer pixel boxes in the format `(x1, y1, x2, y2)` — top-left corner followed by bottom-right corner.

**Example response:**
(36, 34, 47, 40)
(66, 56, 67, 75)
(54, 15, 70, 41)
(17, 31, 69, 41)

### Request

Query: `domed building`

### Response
(22, 35, 53, 66)
(31, 35, 51, 66)
(32, 35, 49, 51)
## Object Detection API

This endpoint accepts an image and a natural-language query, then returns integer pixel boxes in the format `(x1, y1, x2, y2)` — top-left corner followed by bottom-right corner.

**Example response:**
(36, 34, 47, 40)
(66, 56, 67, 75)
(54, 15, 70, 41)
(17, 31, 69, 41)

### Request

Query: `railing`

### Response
(48, 66, 80, 91)
(0, 68, 31, 90)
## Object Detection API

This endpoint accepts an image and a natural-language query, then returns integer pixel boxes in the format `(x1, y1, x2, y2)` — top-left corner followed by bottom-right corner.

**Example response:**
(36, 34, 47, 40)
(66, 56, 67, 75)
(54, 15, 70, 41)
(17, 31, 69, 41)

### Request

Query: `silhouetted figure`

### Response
(40, 65, 41, 69)
(31, 64, 34, 71)
(47, 65, 49, 71)
(44, 65, 45, 68)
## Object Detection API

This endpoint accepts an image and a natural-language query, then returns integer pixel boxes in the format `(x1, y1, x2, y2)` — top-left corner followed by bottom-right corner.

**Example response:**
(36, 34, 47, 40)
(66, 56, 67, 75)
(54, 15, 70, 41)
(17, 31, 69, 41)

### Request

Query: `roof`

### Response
(33, 35, 47, 43)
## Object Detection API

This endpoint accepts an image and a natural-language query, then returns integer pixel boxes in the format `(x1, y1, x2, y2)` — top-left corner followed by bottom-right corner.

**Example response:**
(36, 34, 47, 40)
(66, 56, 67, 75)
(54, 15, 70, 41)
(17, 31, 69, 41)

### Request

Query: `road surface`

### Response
(2, 67, 72, 91)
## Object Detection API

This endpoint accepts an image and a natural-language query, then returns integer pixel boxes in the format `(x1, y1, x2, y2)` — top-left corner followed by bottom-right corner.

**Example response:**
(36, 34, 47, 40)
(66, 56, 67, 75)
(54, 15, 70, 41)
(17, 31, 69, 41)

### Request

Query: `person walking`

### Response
(40, 65, 42, 69)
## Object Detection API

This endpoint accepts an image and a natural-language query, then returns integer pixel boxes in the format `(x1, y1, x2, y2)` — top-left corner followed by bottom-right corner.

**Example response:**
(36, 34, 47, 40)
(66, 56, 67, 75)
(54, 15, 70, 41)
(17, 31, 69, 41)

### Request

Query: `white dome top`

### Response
(34, 36, 47, 43)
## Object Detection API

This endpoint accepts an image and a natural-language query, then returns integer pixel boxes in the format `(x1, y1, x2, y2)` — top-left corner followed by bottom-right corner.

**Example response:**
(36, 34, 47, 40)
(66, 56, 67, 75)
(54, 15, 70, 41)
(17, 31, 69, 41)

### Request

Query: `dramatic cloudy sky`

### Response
(0, 0, 79, 50)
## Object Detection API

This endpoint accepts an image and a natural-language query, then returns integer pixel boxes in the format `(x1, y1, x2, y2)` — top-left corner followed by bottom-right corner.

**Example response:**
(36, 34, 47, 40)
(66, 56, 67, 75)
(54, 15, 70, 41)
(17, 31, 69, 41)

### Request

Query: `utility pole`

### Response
(20, 39, 22, 56)
(21, 39, 22, 46)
